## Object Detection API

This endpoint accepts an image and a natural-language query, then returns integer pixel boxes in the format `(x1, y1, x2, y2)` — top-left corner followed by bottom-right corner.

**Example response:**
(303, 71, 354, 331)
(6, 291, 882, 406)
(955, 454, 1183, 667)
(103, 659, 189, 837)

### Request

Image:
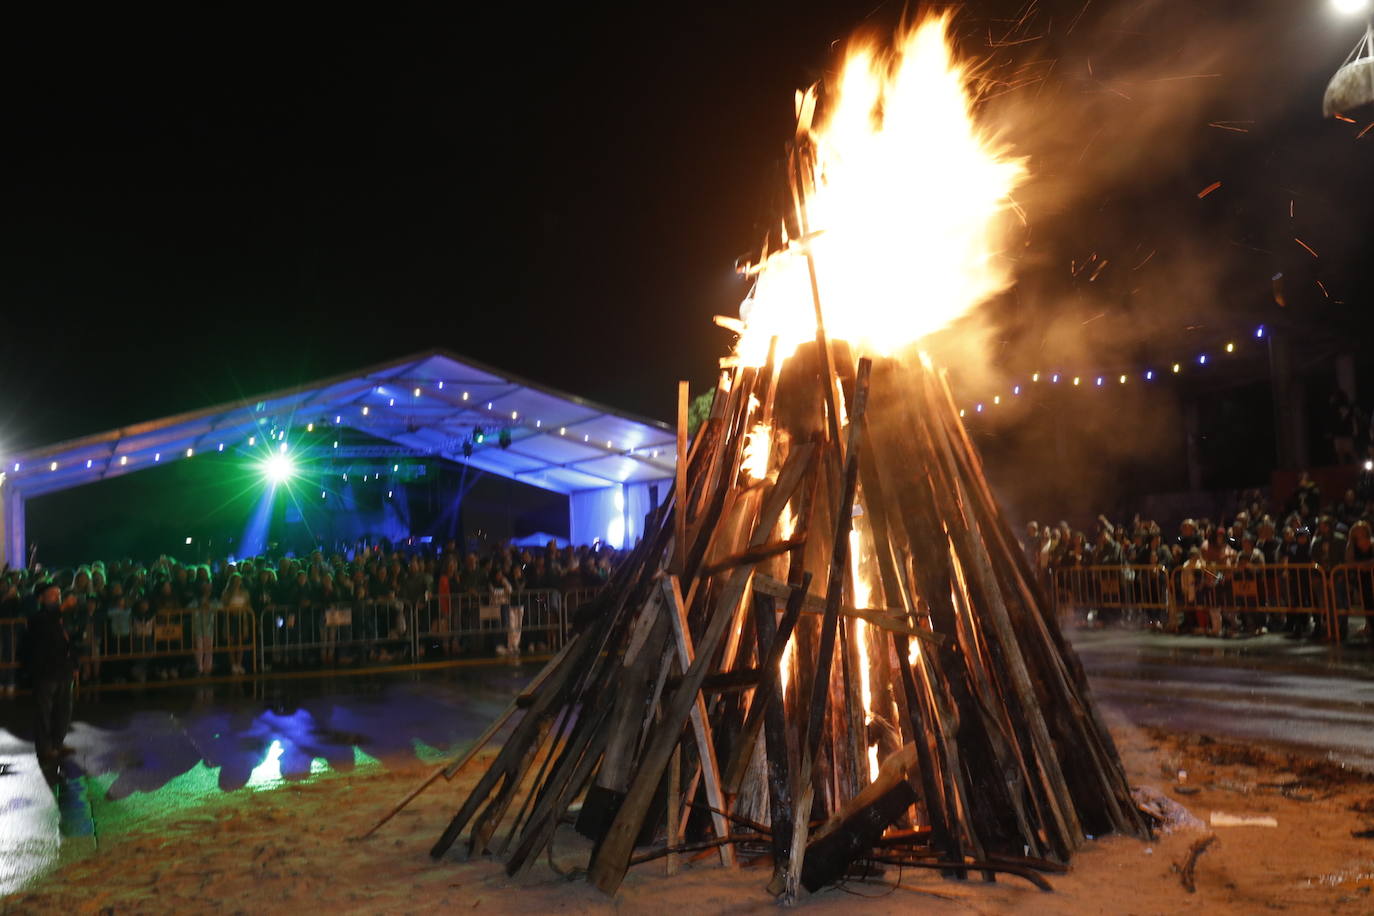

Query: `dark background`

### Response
(4, 1, 1372, 560)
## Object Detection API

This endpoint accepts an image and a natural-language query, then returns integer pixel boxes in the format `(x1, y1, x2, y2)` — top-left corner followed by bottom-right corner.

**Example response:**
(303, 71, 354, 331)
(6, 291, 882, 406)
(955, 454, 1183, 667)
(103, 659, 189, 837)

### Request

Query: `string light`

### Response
(218, 443, 224, 451)
(1051, 373, 1060, 383)
(1119, 374, 1127, 384)
(462, 392, 469, 400)
(154, 453, 160, 462)
(120, 456, 128, 466)
(362, 406, 369, 416)
(1198, 354, 1208, 365)
(306, 423, 314, 432)
(86, 459, 92, 469)
(975, 403, 984, 412)
(1146, 371, 1154, 380)
(388, 398, 395, 407)
(993, 395, 1000, 404)
(186, 448, 194, 458)
(1031, 372, 1040, 382)
(1072, 376, 1080, 386)
(1172, 364, 1181, 373)
(559, 427, 566, 435)
(1013, 385, 1021, 395)
(511, 411, 518, 420)
(248, 436, 256, 446)
(335, 415, 342, 424)
(1095, 377, 1103, 386)
(413, 388, 421, 397)
(1225, 342, 1234, 353)
(1256, 326, 1265, 339)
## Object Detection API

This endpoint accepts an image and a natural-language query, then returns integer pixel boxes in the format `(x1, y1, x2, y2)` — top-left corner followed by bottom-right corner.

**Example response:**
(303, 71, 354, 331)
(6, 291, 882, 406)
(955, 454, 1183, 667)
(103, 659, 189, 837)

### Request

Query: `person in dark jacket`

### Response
(24, 581, 78, 761)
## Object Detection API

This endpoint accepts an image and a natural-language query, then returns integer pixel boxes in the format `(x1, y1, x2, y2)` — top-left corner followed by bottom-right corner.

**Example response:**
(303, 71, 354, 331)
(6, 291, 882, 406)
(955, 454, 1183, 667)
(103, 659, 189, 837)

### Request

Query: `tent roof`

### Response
(4, 349, 677, 499)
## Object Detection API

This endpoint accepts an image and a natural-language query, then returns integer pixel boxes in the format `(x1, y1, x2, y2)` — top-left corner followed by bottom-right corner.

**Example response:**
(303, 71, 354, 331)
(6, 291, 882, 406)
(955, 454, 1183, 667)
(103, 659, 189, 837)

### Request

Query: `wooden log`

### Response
(702, 537, 807, 577)
(587, 444, 815, 895)
(805, 358, 871, 760)
(667, 744, 682, 876)
(663, 575, 736, 868)
(721, 574, 811, 793)
(800, 744, 919, 892)
(361, 640, 572, 840)
(927, 370, 1146, 840)
(676, 380, 689, 574)
(430, 631, 591, 859)
(750, 573, 940, 643)
(577, 608, 672, 842)
(749, 591, 795, 888)
(505, 703, 615, 874)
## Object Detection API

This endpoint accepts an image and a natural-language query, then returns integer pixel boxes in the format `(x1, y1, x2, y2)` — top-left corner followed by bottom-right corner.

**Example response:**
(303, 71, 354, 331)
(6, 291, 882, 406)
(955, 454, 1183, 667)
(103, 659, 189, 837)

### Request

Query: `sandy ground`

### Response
(6, 714, 1374, 915)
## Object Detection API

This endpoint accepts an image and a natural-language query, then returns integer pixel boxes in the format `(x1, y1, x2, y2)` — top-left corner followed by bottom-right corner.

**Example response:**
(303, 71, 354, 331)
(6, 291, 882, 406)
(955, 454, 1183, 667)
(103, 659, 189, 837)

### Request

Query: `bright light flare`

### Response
(1332, 0, 1368, 15)
(734, 16, 1027, 366)
(262, 453, 296, 485)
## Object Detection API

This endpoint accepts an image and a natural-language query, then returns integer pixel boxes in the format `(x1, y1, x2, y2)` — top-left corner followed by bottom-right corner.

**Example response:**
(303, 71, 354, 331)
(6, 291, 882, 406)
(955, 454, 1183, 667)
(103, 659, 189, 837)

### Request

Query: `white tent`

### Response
(0, 349, 677, 565)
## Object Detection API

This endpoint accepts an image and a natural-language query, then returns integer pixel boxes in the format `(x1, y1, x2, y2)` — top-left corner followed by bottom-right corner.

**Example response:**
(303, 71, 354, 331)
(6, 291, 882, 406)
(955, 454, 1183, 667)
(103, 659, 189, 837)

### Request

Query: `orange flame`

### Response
(735, 15, 1026, 367)
(849, 526, 881, 783)
(742, 423, 773, 481)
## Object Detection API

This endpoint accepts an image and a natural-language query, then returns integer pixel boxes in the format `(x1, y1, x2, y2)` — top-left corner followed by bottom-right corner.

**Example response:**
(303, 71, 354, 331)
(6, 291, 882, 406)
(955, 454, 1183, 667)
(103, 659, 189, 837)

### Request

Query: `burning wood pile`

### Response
(423, 15, 1147, 900)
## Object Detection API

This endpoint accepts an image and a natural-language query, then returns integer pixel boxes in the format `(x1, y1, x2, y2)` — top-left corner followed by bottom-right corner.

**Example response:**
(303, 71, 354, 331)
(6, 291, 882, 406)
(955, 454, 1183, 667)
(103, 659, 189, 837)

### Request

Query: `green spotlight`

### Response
(262, 452, 296, 484)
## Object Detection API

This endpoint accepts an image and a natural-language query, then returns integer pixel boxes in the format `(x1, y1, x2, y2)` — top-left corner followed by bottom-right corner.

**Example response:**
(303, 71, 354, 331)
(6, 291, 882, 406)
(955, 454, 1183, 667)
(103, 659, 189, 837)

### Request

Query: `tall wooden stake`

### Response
(676, 380, 689, 574)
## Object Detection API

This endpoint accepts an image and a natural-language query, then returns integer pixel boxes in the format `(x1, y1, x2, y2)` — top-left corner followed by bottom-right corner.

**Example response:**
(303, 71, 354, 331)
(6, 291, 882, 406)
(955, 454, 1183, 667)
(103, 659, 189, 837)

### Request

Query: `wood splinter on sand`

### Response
(415, 338, 1147, 900)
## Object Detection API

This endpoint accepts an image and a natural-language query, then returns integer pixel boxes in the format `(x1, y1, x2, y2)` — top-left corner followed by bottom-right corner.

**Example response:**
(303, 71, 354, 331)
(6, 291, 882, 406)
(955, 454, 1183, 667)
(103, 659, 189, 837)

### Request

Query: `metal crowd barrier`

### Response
(1172, 563, 1329, 634)
(1053, 565, 1172, 625)
(1323, 564, 1374, 638)
(1054, 564, 1339, 639)
(98, 606, 258, 670)
(258, 599, 413, 670)
(257, 588, 577, 670)
(414, 588, 567, 657)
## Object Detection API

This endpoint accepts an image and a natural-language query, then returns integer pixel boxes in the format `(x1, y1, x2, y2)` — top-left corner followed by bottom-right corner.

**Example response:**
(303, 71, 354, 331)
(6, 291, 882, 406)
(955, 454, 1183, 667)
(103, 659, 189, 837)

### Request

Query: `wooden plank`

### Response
(701, 536, 807, 577)
(805, 358, 871, 760)
(750, 591, 795, 888)
(722, 573, 812, 792)
(800, 744, 919, 892)
(587, 443, 815, 896)
(676, 380, 689, 574)
(667, 744, 682, 876)
(664, 574, 737, 869)
(750, 573, 941, 643)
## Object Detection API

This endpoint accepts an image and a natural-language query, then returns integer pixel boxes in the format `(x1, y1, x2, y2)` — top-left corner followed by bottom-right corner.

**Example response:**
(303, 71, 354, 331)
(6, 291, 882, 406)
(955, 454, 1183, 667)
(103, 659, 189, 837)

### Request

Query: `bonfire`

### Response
(395, 14, 1146, 901)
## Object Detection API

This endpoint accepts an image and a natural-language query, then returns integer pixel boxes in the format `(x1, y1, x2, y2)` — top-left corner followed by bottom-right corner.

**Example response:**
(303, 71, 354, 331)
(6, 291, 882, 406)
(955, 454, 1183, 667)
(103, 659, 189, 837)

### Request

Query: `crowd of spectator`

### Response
(0, 540, 624, 692)
(1026, 470, 1374, 641)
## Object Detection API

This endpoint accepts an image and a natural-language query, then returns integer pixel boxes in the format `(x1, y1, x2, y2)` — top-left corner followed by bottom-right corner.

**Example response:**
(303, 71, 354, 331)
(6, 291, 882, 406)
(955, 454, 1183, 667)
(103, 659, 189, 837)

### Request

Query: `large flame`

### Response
(849, 526, 881, 783)
(735, 15, 1026, 366)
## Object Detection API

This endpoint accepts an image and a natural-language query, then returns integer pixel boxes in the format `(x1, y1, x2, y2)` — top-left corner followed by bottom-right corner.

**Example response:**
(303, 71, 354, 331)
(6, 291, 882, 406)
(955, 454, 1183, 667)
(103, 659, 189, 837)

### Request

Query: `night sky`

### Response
(5, 2, 1372, 500)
